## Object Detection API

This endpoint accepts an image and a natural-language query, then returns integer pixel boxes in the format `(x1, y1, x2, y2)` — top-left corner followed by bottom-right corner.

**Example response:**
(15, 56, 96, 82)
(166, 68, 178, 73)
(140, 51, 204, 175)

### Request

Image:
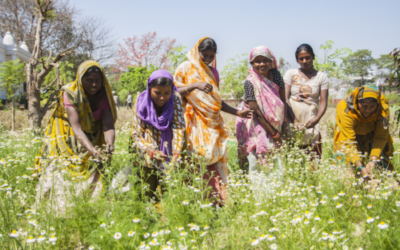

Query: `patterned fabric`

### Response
(236, 47, 285, 166)
(283, 69, 329, 145)
(243, 69, 284, 101)
(344, 84, 389, 128)
(33, 60, 117, 215)
(173, 37, 229, 183)
(249, 46, 278, 69)
(130, 93, 185, 168)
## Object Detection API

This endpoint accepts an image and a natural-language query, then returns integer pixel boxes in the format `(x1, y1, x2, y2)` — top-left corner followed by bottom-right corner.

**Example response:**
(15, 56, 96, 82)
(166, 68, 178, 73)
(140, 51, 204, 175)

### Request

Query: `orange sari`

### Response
(173, 37, 229, 185)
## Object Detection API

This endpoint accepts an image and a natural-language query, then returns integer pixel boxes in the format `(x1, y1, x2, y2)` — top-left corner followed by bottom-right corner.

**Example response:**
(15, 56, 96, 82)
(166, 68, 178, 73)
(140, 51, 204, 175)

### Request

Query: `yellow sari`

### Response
(34, 60, 117, 215)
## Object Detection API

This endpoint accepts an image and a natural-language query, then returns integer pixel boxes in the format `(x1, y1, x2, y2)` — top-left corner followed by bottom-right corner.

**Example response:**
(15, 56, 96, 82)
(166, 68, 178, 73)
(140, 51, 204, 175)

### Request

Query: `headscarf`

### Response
(136, 70, 178, 157)
(345, 84, 389, 128)
(249, 46, 278, 69)
(247, 46, 284, 131)
(63, 60, 117, 133)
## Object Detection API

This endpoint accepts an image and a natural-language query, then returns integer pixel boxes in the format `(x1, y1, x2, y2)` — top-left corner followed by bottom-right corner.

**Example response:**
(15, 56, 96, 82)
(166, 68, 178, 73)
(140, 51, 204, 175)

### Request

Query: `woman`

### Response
(174, 37, 252, 204)
(34, 60, 117, 215)
(284, 44, 329, 161)
(236, 46, 286, 170)
(128, 70, 185, 198)
(333, 84, 393, 177)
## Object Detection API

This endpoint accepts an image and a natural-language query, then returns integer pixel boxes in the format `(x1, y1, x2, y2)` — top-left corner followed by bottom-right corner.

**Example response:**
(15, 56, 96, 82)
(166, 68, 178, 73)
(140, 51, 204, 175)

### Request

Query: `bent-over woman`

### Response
(334, 84, 394, 177)
(284, 44, 329, 161)
(236, 46, 286, 170)
(174, 37, 252, 205)
(34, 60, 117, 215)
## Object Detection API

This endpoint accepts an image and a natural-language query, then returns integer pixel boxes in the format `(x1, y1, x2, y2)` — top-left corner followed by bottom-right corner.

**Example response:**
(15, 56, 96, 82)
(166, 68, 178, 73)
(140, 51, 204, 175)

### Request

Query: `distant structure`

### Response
(332, 87, 347, 104)
(0, 31, 31, 100)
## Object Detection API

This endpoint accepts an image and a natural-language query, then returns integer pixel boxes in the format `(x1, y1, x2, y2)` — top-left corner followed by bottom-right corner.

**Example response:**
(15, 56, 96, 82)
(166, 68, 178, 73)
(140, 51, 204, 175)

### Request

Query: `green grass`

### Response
(1, 131, 400, 249)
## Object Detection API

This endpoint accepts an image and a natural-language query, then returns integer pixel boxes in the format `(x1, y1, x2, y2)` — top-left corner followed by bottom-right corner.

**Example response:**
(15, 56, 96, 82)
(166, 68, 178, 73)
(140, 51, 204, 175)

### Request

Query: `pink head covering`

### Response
(249, 46, 278, 69)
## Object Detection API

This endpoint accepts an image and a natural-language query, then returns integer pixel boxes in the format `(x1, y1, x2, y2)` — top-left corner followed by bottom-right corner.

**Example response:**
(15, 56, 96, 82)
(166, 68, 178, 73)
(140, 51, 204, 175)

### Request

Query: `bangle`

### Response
(273, 132, 280, 139)
(185, 87, 189, 95)
(150, 150, 155, 158)
(356, 165, 365, 175)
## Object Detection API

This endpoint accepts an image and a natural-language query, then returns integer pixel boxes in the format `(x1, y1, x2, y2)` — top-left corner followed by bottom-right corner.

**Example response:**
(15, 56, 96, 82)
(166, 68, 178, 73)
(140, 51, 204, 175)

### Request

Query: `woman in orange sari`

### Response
(174, 37, 252, 205)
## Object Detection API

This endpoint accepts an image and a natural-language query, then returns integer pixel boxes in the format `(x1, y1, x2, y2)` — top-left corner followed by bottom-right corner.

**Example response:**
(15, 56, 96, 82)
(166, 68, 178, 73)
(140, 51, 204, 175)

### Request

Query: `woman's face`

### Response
(357, 99, 378, 118)
(252, 55, 272, 77)
(82, 72, 103, 96)
(199, 49, 216, 65)
(151, 85, 172, 108)
(297, 50, 314, 71)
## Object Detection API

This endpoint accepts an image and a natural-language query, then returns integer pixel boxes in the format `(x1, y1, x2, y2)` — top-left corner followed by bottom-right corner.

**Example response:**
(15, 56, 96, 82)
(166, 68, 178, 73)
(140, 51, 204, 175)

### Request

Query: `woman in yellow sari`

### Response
(334, 84, 393, 178)
(174, 37, 252, 204)
(34, 60, 117, 215)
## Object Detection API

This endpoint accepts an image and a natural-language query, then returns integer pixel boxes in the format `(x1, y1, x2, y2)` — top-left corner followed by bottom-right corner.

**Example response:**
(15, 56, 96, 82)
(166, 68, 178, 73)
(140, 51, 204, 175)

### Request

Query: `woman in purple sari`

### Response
(236, 46, 286, 170)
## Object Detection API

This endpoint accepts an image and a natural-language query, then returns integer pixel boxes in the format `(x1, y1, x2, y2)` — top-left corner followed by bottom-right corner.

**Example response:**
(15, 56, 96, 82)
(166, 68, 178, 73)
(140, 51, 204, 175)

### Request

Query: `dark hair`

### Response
(83, 66, 103, 79)
(198, 38, 217, 53)
(295, 44, 315, 61)
(358, 97, 378, 104)
(149, 77, 174, 89)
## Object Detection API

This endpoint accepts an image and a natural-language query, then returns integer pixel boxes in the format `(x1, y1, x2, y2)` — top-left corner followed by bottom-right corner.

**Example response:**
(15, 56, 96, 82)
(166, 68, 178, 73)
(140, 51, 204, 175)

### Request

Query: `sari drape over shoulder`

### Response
(34, 60, 117, 215)
(173, 37, 229, 183)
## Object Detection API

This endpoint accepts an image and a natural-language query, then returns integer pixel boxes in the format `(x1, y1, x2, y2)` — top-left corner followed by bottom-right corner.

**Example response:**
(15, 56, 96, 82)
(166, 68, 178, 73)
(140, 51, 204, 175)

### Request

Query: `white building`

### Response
(0, 31, 31, 100)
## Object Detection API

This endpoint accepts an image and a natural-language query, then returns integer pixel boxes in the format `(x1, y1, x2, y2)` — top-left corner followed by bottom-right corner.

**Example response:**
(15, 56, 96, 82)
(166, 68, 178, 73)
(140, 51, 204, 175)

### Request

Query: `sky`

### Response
(72, 0, 399, 72)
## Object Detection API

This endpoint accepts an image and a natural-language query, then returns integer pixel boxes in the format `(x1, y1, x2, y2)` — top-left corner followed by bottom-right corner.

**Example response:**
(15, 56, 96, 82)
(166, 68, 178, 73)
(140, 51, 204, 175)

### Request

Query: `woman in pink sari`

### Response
(236, 46, 286, 170)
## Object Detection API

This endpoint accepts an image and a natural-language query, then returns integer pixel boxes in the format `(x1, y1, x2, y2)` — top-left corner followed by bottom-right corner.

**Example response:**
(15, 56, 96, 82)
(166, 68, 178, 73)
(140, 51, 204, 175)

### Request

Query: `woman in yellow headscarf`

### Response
(34, 60, 117, 215)
(174, 37, 252, 205)
(334, 84, 393, 177)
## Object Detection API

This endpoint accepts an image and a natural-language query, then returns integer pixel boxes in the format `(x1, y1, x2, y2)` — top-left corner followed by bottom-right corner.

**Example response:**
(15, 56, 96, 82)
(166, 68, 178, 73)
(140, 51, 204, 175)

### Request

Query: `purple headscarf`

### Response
(136, 70, 178, 159)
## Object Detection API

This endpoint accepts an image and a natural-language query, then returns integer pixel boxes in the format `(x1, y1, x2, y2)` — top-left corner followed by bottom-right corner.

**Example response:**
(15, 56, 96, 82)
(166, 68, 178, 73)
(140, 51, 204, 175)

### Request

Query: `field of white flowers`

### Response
(1, 128, 400, 250)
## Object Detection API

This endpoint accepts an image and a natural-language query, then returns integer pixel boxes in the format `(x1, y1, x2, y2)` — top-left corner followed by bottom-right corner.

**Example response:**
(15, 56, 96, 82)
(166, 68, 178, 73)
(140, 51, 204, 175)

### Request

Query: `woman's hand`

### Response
(305, 117, 319, 129)
(195, 82, 213, 94)
(151, 150, 168, 161)
(90, 147, 105, 161)
(237, 109, 253, 119)
(104, 144, 114, 156)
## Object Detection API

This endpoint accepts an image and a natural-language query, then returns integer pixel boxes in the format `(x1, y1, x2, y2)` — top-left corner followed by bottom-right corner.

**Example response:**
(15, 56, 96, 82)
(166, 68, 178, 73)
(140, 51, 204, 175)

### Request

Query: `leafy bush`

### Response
(385, 92, 400, 105)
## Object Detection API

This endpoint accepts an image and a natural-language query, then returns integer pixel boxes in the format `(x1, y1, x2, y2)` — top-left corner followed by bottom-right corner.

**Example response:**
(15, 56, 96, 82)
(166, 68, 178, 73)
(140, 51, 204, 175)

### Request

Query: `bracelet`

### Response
(174, 152, 180, 156)
(185, 87, 189, 95)
(273, 132, 280, 139)
(150, 150, 156, 158)
(356, 165, 365, 175)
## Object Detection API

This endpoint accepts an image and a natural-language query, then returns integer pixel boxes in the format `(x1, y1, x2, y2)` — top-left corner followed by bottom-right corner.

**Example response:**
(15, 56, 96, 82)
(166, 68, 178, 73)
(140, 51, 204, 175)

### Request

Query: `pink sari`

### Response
(236, 47, 285, 167)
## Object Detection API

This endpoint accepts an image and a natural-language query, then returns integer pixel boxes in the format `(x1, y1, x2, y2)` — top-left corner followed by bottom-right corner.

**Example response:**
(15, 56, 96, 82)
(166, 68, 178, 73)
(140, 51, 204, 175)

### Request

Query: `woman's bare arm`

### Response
(101, 109, 115, 154)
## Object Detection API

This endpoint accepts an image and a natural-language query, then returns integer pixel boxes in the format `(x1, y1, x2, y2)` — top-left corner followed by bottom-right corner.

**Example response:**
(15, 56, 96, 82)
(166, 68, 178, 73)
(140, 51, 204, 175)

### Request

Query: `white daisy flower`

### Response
(100, 223, 106, 228)
(182, 200, 189, 205)
(49, 235, 57, 244)
(89, 246, 95, 250)
(366, 217, 375, 223)
(37, 236, 46, 243)
(251, 239, 260, 246)
(26, 236, 36, 243)
(113, 232, 122, 240)
(128, 231, 135, 237)
(40, 230, 46, 235)
(314, 216, 321, 221)
(267, 235, 276, 241)
(178, 226, 185, 231)
(259, 234, 268, 240)
(204, 225, 210, 230)
(9, 230, 19, 238)
(338, 191, 345, 196)
(132, 218, 140, 223)
(149, 239, 159, 246)
(180, 231, 188, 236)
(336, 203, 343, 209)
(152, 231, 158, 237)
(270, 243, 278, 249)
(200, 232, 208, 237)
(367, 204, 373, 209)
(378, 222, 389, 229)
(144, 233, 150, 239)
(333, 195, 339, 200)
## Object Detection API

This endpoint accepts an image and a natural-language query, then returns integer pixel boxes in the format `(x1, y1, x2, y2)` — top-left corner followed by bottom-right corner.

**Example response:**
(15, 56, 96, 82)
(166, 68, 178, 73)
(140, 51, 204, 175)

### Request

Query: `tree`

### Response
(115, 32, 176, 71)
(278, 57, 291, 75)
(0, 60, 26, 131)
(376, 54, 394, 77)
(25, 0, 79, 129)
(116, 65, 158, 97)
(220, 54, 249, 103)
(314, 40, 352, 79)
(343, 49, 375, 86)
(166, 45, 187, 73)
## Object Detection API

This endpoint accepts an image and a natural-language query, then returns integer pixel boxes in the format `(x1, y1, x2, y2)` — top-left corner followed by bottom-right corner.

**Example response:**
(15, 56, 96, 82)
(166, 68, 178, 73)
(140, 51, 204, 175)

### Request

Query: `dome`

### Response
(20, 41, 29, 52)
(3, 31, 16, 46)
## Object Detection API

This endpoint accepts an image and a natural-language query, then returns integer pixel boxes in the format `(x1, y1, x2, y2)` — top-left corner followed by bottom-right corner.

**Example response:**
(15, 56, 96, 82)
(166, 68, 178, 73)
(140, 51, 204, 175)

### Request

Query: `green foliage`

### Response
(220, 53, 248, 101)
(343, 49, 375, 86)
(0, 59, 26, 99)
(166, 45, 187, 73)
(384, 93, 400, 105)
(277, 57, 291, 75)
(117, 66, 158, 95)
(313, 40, 352, 79)
(118, 89, 129, 104)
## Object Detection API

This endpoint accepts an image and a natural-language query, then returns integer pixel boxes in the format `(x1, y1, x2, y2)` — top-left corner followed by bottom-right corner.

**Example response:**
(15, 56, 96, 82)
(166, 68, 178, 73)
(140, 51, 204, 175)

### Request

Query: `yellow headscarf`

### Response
(344, 84, 389, 128)
(62, 60, 117, 132)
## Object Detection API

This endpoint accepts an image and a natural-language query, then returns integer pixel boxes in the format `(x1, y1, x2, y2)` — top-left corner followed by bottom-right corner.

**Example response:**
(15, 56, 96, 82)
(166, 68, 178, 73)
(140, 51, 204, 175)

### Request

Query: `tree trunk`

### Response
(27, 82, 42, 129)
(12, 97, 15, 132)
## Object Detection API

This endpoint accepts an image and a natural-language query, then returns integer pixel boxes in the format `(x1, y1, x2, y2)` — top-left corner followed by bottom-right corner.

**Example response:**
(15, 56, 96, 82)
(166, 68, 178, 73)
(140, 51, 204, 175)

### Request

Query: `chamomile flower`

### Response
(151, 231, 158, 237)
(267, 235, 276, 241)
(182, 200, 189, 205)
(149, 239, 159, 246)
(37, 235, 46, 243)
(367, 204, 373, 209)
(328, 219, 334, 224)
(180, 231, 188, 236)
(49, 235, 57, 244)
(204, 225, 210, 230)
(304, 219, 310, 224)
(333, 195, 339, 200)
(338, 191, 345, 196)
(89, 246, 94, 250)
(9, 230, 19, 238)
(40, 230, 46, 235)
(100, 223, 106, 228)
(396, 201, 400, 207)
(132, 218, 140, 223)
(336, 203, 343, 209)
(251, 239, 260, 246)
(378, 221, 389, 229)
(178, 226, 185, 231)
(259, 234, 268, 240)
(366, 217, 375, 223)
(144, 233, 150, 238)
(200, 232, 208, 237)
(113, 232, 122, 240)
(314, 216, 321, 221)
(26, 236, 36, 243)
(270, 243, 278, 249)
(128, 231, 135, 237)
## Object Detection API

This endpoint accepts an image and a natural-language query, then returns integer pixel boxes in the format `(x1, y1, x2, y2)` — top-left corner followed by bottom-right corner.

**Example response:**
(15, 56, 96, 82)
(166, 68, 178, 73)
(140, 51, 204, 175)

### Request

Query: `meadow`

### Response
(0, 107, 400, 250)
